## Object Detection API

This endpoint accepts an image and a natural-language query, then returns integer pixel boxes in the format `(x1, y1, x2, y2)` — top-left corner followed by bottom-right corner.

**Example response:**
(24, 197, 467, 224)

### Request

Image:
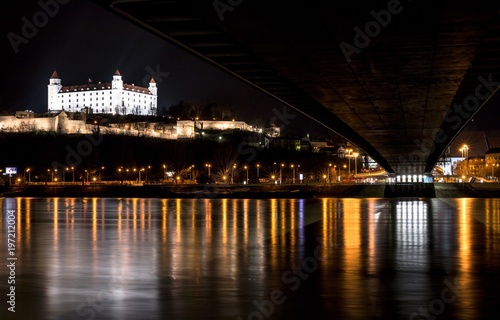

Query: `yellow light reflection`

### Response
(222, 198, 228, 245)
(485, 199, 500, 252)
(54, 198, 59, 243)
(459, 198, 471, 273)
(270, 199, 277, 246)
(161, 199, 167, 243)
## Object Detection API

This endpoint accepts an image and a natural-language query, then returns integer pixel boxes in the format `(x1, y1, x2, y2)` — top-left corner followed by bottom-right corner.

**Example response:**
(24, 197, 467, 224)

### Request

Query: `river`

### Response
(1, 197, 499, 319)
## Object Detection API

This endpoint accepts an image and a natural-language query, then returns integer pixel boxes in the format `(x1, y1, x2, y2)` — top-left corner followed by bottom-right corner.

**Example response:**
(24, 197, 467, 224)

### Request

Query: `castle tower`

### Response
(48, 69, 62, 112)
(148, 77, 157, 96)
(112, 69, 123, 89)
(111, 69, 124, 114)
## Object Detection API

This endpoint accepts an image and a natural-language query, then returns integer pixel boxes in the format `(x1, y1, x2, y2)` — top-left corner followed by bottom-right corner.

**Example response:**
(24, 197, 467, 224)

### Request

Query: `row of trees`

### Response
(165, 100, 238, 120)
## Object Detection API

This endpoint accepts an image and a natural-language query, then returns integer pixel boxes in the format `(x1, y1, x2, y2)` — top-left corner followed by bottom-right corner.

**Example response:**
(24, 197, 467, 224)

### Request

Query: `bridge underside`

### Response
(91, 0, 500, 174)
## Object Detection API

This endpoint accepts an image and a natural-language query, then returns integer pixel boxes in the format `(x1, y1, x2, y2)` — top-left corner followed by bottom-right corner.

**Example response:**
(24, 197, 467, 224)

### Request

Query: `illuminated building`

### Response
(47, 69, 157, 116)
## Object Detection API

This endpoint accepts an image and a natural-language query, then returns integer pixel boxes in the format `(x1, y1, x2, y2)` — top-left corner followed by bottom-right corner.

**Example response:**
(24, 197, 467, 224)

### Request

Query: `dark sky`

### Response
(1, 0, 498, 152)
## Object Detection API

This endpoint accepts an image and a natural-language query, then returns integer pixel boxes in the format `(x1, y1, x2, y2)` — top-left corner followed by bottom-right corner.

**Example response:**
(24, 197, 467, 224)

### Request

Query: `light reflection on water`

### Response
(1, 197, 500, 320)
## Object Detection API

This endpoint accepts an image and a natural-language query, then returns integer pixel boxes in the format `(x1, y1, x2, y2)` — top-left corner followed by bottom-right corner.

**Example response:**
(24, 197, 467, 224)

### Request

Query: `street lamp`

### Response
(256, 164, 260, 179)
(163, 164, 167, 182)
(118, 168, 123, 184)
(353, 152, 359, 176)
(291, 164, 295, 184)
(139, 168, 145, 183)
(231, 164, 236, 184)
(486, 163, 499, 179)
(460, 144, 469, 176)
(190, 165, 194, 182)
(71, 166, 75, 183)
(244, 165, 249, 184)
(327, 163, 332, 183)
(25, 168, 31, 184)
(205, 164, 211, 179)
(346, 148, 353, 177)
(280, 163, 284, 184)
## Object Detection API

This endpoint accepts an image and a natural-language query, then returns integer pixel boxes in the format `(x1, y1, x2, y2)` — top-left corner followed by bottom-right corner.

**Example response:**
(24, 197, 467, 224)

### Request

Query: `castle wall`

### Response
(0, 115, 56, 133)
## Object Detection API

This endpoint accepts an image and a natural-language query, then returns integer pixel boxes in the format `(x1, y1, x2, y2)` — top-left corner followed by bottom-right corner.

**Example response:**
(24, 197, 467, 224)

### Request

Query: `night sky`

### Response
(1, 0, 498, 155)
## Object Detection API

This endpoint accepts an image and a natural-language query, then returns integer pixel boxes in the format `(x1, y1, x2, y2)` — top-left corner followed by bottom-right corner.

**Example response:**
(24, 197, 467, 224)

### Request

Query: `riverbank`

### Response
(1, 182, 499, 198)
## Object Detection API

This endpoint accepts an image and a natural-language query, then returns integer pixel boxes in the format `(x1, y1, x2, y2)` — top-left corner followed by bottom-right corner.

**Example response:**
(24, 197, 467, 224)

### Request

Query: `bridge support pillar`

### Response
(385, 173, 435, 198)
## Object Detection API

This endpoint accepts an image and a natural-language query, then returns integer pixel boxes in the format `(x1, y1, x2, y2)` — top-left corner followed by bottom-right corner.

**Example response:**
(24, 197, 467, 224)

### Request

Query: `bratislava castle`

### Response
(47, 70, 157, 116)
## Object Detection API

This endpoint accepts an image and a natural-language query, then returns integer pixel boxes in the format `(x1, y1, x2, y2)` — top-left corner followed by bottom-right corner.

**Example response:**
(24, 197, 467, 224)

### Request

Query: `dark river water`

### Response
(1, 197, 499, 320)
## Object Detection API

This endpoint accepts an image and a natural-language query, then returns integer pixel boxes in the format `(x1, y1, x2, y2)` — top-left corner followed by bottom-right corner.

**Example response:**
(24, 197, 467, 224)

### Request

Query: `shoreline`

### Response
(1, 183, 499, 198)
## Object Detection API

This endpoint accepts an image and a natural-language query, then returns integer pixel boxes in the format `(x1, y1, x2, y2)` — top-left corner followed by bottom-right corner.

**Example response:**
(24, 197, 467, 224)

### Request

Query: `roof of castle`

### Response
(51, 69, 153, 94)
(59, 82, 152, 94)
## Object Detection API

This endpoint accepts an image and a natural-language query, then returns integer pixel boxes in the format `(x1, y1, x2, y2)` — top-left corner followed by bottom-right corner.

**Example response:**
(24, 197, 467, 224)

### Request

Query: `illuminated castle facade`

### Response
(47, 70, 157, 116)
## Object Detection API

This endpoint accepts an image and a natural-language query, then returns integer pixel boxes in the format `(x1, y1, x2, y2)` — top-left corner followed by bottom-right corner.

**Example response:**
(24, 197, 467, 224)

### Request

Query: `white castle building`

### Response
(47, 70, 157, 116)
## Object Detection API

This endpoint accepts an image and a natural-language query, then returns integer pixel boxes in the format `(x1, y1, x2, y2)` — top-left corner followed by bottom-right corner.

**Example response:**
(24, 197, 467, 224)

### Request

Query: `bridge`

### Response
(91, 0, 500, 177)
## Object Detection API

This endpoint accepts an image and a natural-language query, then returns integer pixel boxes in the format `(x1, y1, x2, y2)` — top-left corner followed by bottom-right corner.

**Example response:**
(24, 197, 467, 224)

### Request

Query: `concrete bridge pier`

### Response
(384, 173, 436, 198)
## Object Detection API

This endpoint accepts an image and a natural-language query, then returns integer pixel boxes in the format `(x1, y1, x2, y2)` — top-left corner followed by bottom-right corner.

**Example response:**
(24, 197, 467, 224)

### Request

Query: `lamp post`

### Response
(298, 164, 301, 183)
(244, 165, 249, 184)
(205, 164, 211, 180)
(25, 168, 31, 184)
(71, 166, 75, 183)
(486, 163, 499, 179)
(346, 148, 353, 177)
(118, 168, 123, 184)
(291, 164, 295, 184)
(256, 164, 260, 179)
(460, 145, 469, 176)
(353, 152, 359, 176)
(280, 163, 284, 184)
(231, 164, 236, 184)
(163, 164, 167, 182)
(327, 163, 332, 183)
(139, 168, 145, 183)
